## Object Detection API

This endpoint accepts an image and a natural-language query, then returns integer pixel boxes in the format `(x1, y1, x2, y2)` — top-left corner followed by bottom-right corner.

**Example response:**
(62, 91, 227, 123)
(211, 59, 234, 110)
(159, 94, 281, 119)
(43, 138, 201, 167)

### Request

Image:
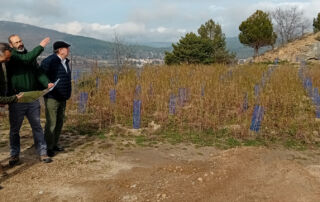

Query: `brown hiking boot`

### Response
(9, 155, 19, 167)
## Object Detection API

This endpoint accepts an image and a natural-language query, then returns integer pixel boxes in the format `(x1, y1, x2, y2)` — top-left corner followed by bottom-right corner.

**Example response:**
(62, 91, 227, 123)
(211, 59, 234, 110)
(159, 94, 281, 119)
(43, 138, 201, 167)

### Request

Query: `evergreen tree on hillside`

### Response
(197, 19, 233, 63)
(165, 19, 233, 65)
(239, 10, 277, 57)
(198, 19, 225, 48)
(165, 33, 214, 65)
(313, 13, 320, 33)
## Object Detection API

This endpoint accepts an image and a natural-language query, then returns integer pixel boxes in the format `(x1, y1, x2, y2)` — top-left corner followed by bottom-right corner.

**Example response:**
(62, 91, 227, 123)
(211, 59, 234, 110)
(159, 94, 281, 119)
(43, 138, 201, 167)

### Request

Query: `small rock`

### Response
(39, 191, 43, 195)
(122, 195, 138, 202)
(161, 194, 167, 198)
(204, 173, 208, 177)
(210, 172, 214, 175)
(130, 184, 137, 188)
(197, 177, 203, 182)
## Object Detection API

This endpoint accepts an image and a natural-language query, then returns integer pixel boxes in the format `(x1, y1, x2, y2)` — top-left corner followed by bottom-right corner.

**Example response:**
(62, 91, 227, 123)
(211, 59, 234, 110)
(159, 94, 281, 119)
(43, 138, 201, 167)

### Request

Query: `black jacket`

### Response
(40, 54, 72, 101)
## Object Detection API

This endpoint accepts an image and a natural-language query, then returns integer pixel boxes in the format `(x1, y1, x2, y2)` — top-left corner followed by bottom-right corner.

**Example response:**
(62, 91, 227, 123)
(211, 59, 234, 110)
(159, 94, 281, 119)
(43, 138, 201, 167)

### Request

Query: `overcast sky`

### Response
(0, 0, 319, 43)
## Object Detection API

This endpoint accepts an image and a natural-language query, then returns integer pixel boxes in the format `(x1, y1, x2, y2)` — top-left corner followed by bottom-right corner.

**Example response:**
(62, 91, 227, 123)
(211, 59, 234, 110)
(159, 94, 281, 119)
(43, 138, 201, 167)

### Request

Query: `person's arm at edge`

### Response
(0, 95, 18, 104)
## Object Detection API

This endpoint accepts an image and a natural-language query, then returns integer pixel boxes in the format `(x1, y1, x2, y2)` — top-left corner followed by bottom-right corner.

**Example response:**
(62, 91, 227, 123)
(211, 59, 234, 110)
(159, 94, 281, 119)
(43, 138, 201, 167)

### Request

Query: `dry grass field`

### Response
(1, 63, 320, 201)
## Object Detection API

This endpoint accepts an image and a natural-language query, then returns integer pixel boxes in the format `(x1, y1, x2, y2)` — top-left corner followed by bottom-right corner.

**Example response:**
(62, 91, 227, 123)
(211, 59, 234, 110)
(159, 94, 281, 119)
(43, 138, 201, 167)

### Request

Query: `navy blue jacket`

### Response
(40, 54, 72, 101)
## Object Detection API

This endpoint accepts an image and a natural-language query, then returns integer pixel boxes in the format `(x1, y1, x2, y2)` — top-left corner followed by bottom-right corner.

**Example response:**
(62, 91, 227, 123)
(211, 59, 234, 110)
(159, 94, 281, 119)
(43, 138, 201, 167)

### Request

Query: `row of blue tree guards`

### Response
(168, 87, 192, 115)
(109, 74, 118, 103)
(133, 69, 143, 129)
(78, 92, 88, 113)
(73, 70, 87, 113)
(219, 69, 233, 81)
(76, 61, 280, 130)
(72, 70, 81, 84)
(298, 60, 320, 118)
(249, 60, 278, 132)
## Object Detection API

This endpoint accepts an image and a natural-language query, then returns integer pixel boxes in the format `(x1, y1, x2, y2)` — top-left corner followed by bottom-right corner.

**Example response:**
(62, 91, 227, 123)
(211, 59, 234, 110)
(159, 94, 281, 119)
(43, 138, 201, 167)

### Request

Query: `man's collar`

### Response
(56, 54, 66, 62)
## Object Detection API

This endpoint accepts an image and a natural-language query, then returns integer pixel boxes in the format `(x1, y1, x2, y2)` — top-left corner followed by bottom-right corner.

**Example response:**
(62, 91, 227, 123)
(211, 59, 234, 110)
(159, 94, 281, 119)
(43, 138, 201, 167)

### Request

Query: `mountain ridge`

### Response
(0, 21, 271, 60)
(0, 21, 168, 60)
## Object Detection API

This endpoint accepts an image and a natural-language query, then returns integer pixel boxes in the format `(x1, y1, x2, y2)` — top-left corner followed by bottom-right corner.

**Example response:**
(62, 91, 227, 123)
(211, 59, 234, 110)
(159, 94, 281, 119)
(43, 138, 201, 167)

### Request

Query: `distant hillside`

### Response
(0, 21, 168, 60)
(0, 21, 273, 61)
(141, 37, 271, 59)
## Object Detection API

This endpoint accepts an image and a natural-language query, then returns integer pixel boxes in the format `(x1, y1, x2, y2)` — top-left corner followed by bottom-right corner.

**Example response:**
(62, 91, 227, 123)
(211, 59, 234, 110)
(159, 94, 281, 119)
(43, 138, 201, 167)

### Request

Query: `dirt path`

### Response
(1, 128, 320, 202)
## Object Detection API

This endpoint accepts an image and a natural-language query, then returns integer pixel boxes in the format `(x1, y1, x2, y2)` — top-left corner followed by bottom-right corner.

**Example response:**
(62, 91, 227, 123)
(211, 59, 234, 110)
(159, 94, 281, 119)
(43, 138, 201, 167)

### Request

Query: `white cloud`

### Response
(151, 27, 168, 33)
(0, 12, 42, 25)
(0, 0, 64, 18)
(114, 22, 147, 35)
(49, 21, 84, 35)
(209, 5, 225, 12)
(1, 0, 320, 42)
(208, 0, 320, 37)
(45, 21, 180, 42)
(177, 29, 187, 33)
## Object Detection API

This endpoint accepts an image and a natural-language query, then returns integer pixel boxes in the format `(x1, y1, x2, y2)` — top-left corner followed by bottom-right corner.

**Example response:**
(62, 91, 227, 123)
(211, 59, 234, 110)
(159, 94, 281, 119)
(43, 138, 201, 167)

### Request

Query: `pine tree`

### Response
(165, 19, 234, 65)
(239, 10, 277, 57)
(165, 33, 214, 65)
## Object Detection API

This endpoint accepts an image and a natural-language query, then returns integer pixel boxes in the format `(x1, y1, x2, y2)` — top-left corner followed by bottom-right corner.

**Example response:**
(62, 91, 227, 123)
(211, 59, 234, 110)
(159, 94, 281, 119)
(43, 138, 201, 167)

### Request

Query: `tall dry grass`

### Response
(66, 63, 320, 143)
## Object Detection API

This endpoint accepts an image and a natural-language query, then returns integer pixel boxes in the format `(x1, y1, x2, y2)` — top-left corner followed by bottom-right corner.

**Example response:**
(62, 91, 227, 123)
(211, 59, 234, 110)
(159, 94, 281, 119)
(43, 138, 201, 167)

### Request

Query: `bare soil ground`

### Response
(1, 121, 320, 202)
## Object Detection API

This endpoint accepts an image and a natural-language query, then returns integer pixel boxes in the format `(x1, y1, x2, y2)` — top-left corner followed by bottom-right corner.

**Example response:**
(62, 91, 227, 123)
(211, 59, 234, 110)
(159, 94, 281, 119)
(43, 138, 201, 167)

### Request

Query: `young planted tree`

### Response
(239, 10, 276, 57)
(313, 13, 320, 33)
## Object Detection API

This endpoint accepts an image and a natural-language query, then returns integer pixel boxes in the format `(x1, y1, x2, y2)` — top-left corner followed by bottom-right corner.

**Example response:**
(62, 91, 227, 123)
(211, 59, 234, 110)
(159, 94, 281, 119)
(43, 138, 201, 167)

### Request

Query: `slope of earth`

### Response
(254, 32, 320, 63)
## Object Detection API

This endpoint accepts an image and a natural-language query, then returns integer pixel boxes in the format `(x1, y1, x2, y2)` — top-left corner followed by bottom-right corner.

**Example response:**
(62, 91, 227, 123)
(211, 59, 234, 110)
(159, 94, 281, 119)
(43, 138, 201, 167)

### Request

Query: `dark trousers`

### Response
(44, 98, 66, 150)
(9, 100, 47, 156)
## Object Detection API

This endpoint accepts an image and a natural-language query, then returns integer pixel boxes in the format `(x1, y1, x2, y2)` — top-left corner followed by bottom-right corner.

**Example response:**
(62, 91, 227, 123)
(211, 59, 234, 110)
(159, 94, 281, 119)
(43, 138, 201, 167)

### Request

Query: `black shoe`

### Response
(47, 150, 55, 157)
(53, 146, 64, 152)
(9, 155, 19, 167)
(40, 155, 53, 163)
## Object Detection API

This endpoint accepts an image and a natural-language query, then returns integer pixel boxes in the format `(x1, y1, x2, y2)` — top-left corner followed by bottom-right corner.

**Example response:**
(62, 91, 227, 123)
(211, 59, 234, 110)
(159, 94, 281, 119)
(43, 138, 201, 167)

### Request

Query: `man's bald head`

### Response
(8, 34, 25, 52)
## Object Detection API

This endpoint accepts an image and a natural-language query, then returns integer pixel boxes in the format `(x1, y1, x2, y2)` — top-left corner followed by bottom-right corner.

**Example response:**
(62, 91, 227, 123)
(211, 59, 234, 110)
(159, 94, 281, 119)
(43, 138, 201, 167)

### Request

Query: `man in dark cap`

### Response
(40, 41, 72, 157)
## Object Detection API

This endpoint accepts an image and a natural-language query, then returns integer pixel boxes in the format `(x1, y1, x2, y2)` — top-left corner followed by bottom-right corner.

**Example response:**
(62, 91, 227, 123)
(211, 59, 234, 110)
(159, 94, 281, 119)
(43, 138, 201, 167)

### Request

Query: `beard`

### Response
(16, 45, 25, 52)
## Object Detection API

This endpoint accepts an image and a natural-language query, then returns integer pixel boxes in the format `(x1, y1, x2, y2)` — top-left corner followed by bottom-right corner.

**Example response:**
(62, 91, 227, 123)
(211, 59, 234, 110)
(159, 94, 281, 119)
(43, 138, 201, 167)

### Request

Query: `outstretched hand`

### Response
(48, 83, 55, 89)
(16, 92, 24, 99)
(40, 37, 50, 48)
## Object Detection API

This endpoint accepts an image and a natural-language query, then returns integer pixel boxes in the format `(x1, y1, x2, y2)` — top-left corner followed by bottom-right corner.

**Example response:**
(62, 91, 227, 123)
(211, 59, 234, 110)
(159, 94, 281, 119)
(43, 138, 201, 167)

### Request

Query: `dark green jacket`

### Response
(6, 45, 50, 95)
